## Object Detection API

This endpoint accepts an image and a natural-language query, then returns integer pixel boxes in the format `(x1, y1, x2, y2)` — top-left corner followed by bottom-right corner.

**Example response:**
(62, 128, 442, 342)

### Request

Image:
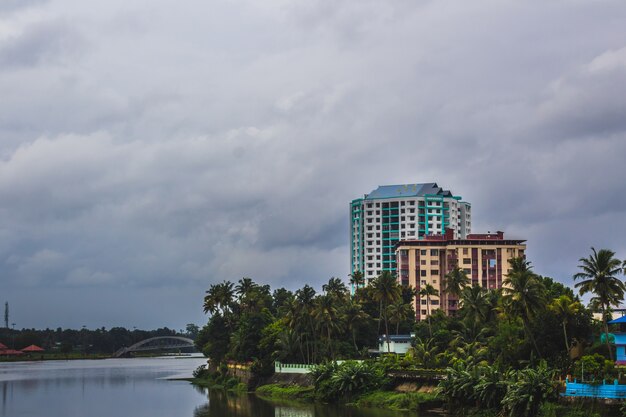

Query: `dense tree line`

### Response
(197, 248, 626, 381)
(0, 325, 197, 354)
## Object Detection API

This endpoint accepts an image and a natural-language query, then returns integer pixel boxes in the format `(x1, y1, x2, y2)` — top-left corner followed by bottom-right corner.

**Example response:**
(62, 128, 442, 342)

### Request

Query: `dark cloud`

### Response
(0, 0, 48, 13)
(0, 20, 85, 69)
(1, 0, 626, 329)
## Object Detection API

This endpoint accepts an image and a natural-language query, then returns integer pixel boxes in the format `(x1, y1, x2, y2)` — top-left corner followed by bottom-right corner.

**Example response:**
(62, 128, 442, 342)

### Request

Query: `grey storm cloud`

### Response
(1, 0, 626, 329)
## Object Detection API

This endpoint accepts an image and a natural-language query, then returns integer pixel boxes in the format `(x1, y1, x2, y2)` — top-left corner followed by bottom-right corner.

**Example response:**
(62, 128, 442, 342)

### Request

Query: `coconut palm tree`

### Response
(419, 284, 439, 338)
(322, 277, 349, 300)
(386, 300, 413, 335)
(203, 281, 234, 315)
(371, 271, 402, 352)
(460, 285, 489, 326)
(295, 285, 317, 363)
(343, 300, 370, 353)
(312, 294, 341, 359)
(349, 270, 365, 290)
(574, 247, 625, 361)
(444, 267, 470, 296)
(548, 295, 581, 352)
(502, 258, 545, 358)
(235, 277, 257, 298)
(443, 267, 470, 316)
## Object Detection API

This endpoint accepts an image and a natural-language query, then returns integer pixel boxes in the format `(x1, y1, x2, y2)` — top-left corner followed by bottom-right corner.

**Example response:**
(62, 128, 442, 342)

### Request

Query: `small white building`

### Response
(378, 334, 414, 354)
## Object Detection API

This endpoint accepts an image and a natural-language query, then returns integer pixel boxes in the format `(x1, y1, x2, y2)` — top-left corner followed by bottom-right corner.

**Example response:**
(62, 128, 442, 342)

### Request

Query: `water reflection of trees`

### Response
(194, 390, 275, 417)
(193, 389, 416, 417)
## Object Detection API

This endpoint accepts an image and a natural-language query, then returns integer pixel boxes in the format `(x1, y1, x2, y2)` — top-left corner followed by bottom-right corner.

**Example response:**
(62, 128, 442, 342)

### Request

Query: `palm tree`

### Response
(460, 285, 489, 326)
(349, 270, 365, 291)
(502, 258, 546, 358)
(322, 277, 349, 300)
(386, 300, 413, 335)
(371, 271, 402, 352)
(235, 277, 257, 298)
(312, 294, 341, 359)
(444, 267, 470, 298)
(419, 284, 439, 338)
(548, 295, 581, 352)
(407, 337, 439, 368)
(574, 247, 625, 361)
(343, 300, 370, 353)
(203, 281, 234, 315)
(443, 267, 470, 316)
(294, 285, 317, 363)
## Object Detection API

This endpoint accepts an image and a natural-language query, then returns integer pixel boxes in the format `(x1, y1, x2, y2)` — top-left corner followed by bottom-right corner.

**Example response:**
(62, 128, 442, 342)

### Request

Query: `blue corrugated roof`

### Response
(365, 183, 444, 199)
(610, 316, 626, 324)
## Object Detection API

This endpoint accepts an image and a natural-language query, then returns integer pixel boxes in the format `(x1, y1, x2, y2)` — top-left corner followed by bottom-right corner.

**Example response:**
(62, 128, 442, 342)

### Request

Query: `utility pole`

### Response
(4, 302, 8, 329)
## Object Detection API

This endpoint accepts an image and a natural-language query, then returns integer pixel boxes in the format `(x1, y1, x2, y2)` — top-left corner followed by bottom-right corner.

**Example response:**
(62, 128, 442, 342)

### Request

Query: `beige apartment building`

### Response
(395, 228, 526, 320)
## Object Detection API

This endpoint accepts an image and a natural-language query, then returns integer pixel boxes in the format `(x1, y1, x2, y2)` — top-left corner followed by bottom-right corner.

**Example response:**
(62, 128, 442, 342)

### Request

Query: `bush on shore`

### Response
(310, 360, 388, 402)
(255, 384, 315, 401)
(355, 391, 439, 411)
(191, 364, 246, 392)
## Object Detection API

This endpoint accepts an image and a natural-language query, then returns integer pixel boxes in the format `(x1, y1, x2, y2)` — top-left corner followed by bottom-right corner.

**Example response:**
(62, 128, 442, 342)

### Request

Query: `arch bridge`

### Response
(113, 336, 196, 358)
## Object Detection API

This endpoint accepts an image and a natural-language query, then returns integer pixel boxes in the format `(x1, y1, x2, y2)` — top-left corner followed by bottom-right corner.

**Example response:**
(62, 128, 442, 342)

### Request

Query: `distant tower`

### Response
(350, 182, 471, 283)
(4, 302, 8, 329)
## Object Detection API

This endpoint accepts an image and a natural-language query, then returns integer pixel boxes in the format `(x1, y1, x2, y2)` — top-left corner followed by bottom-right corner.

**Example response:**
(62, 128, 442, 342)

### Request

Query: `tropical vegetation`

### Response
(195, 248, 626, 416)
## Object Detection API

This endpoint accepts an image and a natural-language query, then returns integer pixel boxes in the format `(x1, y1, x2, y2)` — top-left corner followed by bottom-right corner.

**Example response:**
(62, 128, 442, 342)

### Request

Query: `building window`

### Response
(421, 260, 427, 265)
(421, 270, 427, 277)
(431, 270, 439, 275)
(463, 258, 471, 264)
(421, 300, 427, 305)
(430, 249, 439, 256)
(421, 280, 427, 285)
(463, 248, 468, 255)
(420, 250, 427, 256)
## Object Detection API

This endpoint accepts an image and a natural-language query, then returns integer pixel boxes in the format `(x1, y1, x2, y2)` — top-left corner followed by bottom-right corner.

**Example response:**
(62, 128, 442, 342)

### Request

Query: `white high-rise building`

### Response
(350, 183, 471, 282)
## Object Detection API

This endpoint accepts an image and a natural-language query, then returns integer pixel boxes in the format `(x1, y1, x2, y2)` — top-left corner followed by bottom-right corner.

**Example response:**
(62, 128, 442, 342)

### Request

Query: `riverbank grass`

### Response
(255, 384, 315, 402)
(355, 391, 441, 411)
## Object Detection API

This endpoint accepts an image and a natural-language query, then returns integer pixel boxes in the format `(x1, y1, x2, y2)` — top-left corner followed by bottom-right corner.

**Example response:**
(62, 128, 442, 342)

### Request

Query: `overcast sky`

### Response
(1, 0, 625, 330)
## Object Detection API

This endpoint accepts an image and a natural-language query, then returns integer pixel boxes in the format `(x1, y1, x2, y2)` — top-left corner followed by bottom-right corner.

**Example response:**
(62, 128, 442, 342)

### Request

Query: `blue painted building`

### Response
(609, 316, 626, 366)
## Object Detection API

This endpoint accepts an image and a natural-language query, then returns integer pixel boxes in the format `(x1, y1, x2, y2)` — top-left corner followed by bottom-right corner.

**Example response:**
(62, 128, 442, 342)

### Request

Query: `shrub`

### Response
(438, 361, 481, 406)
(357, 391, 439, 411)
(501, 362, 557, 417)
(193, 364, 208, 379)
(311, 360, 387, 402)
(571, 354, 616, 384)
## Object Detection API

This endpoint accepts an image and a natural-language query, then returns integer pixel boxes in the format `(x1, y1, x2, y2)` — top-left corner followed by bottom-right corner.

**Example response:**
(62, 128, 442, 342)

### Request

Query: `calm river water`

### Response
(0, 357, 420, 417)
